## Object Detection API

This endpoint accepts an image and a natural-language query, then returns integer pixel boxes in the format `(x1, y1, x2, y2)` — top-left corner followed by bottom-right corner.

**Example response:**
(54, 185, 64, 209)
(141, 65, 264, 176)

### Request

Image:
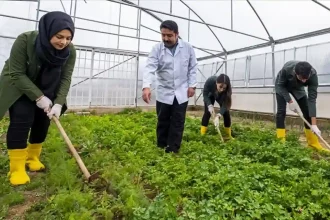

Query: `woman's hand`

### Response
(36, 95, 52, 112)
(47, 104, 62, 119)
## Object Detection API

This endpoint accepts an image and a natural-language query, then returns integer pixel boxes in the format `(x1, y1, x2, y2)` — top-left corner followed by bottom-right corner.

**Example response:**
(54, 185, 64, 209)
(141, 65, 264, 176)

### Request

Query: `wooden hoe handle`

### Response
(212, 112, 224, 142)
(52, 116, 92, 180)
(296, 111, 330, 150)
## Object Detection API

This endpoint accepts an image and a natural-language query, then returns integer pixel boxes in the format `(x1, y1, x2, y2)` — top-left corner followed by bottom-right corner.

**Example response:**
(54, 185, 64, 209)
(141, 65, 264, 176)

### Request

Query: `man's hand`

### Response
(36, 95, 52, 112)
(142, 88, 151, 104)
(213, 113, 221, 127)
(311, 125, 321, 136)
(47, 104, 62, 119)
(288, 101, 298, 113)
(208, 105, 214, 115)
(188, 87, 195, 98)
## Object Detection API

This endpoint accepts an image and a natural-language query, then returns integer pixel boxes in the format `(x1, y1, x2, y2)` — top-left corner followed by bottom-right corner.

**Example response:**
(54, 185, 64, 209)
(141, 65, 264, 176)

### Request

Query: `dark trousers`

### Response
(6, 95, 51, 149)
(276, 93, 311, 129)
(156, 97, 188, 153)
(201, 97, 231, 127)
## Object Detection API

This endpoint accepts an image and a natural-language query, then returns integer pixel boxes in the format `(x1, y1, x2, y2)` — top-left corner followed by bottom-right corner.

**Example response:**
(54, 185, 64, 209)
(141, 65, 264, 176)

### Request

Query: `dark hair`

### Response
(295, 61, 312, 79)
(160, 20, 178, 34)
(216, 74, 232, 110)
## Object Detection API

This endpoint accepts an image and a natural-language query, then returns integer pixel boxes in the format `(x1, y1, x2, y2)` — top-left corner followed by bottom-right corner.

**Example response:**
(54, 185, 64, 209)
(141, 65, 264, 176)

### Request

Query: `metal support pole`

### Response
(35, 0, 41, 30)
(231, 0, 233, 30)
(188, 9, 191, 42)
(263, 53, 267, 86)
(271, 43, 276, 119)
(73, 0, 78, 24)
(225, 53, 228, 75)
(135, 7, 141, 107)
(170, 0, 173, 14)
(70, 0, 73, 15)
(88, 49, 96, 107)
(243, 57, 248, 87)
(117, 4, 122, 49)
(246, 56, 251, 87)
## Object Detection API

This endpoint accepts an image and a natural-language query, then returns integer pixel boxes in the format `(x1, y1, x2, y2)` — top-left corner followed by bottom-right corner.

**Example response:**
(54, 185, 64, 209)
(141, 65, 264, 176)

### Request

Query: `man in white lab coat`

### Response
(142, 20, 198, 153)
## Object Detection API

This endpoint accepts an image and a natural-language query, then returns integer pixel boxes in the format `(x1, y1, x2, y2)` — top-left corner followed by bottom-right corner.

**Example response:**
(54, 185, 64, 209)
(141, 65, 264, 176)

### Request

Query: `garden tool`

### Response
(52, 116, 100, 183)
(294, 110, 330, 151)
(212, 112, 224, 142)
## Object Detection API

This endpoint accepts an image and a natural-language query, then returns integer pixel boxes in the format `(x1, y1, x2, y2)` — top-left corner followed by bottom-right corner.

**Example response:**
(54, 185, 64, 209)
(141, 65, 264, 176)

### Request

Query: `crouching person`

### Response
(201, 74, 233, 140)
(275, 60, 325, 151)
(0, 11, 76, 185)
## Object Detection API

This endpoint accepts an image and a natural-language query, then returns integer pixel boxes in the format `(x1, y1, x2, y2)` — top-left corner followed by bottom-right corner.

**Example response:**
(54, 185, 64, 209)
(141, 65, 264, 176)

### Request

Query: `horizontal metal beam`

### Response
(75, 45, 149, 57)
(71, 56, 136, 87)
(140, 25, 223, 53)
(0, 34, 149, 57)
(107, 0, 269, 42)
(0, 13, 223, 58)
(38, 9, 138, 31)
(276, 27, 330, 44)
(75, 26, 158, 43)
(0, 13, 37, 22)
(139, 24, 224, 59)
(0, 34, 15, 40)
(197, 27, 330, 61)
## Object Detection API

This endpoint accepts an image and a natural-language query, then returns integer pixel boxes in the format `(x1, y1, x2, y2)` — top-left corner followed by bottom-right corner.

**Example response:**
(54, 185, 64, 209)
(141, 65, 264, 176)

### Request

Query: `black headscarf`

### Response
(36, 11, 75, 66)
(35, 11, 75, 100)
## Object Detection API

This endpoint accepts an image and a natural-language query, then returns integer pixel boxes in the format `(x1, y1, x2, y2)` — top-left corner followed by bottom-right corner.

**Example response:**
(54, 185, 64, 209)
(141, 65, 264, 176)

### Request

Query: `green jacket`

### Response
(275, 60, 318, 117)
(0, 31, 76, 120)
(203, 75, 227, 115)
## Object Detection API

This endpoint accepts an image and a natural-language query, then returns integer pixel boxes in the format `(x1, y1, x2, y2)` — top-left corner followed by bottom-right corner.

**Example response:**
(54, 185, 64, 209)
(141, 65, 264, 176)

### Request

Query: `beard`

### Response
(163, 40, 175, 47)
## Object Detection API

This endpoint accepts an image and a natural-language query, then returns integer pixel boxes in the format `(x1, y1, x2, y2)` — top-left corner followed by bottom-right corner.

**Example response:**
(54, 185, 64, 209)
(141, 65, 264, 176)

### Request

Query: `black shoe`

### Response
(165, 146, 179, 154)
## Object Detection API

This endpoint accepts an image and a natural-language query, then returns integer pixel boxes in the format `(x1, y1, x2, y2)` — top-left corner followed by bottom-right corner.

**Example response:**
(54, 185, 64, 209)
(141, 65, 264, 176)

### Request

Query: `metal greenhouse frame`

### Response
(1, 0, 330, 118)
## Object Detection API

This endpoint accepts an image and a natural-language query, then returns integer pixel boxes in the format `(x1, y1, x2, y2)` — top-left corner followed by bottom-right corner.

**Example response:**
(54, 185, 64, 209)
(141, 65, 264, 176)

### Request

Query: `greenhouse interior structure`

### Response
(4, 1, 330, 219)
(2, 0, 330, 118)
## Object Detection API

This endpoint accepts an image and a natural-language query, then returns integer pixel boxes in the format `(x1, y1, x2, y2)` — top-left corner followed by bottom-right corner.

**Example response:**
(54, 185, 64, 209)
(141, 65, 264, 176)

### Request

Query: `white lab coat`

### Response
(142, 39, 198, 105)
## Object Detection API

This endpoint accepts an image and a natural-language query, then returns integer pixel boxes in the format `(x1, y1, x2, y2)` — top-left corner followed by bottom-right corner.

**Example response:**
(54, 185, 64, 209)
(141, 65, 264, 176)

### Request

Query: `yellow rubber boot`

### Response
(224, 127, 234, 140)
(201, 126, 207, 135)
(8, 149, 30, 186)
(276, 129, 286, 142)
(26, 143, 45, 171)
(304, 128, 326, 151)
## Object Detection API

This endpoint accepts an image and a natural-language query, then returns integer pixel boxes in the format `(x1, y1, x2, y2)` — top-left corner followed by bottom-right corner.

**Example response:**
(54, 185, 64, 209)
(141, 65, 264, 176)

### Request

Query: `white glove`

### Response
(47, 104, 62, 119)
(36, 96, 52, 112)
(288, 102, 298, 113)
(208, 105, 214, 114)
(213, 113, 221, 127)
(311, 125, 321, 136)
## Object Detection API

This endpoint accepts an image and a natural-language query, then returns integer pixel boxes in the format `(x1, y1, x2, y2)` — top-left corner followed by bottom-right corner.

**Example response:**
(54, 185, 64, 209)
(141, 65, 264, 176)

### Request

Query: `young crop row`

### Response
(1, 109, 330, 219)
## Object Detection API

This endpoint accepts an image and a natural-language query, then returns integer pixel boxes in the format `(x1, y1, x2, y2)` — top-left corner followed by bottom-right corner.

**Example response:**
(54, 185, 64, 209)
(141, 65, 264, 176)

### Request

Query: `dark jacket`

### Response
(203, 75, 228, 115)
(0, 31, 76, 120)
(275, 60, 318, 117)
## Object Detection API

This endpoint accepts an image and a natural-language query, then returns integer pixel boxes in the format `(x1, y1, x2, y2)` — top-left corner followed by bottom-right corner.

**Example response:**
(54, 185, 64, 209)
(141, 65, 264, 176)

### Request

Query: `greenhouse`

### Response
(1, 0, 330, 219)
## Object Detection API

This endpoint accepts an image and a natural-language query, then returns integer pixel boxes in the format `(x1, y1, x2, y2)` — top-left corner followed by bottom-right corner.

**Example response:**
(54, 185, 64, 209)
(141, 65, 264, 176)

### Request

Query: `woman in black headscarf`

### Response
(0, 11, 76, 186)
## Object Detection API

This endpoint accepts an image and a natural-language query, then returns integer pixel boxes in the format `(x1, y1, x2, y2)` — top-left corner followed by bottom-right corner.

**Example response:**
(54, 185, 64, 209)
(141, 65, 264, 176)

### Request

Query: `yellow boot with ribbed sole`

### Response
(276, 129, 286, 142)
(304, 128, 327, 151)
(8, 149, 30, 186)
(224, 127, 234, 140)
(201, 126, 207, 135)
(26, 143, 45, 172)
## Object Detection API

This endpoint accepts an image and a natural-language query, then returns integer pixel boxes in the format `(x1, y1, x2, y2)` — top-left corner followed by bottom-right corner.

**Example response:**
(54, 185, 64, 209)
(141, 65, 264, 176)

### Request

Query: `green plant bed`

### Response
(1, 109, 330, 219)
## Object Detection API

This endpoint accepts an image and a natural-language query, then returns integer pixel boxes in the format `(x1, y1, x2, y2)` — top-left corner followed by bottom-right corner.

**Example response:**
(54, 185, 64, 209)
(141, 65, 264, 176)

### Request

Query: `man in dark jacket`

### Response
(275, 60, 324, 151)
